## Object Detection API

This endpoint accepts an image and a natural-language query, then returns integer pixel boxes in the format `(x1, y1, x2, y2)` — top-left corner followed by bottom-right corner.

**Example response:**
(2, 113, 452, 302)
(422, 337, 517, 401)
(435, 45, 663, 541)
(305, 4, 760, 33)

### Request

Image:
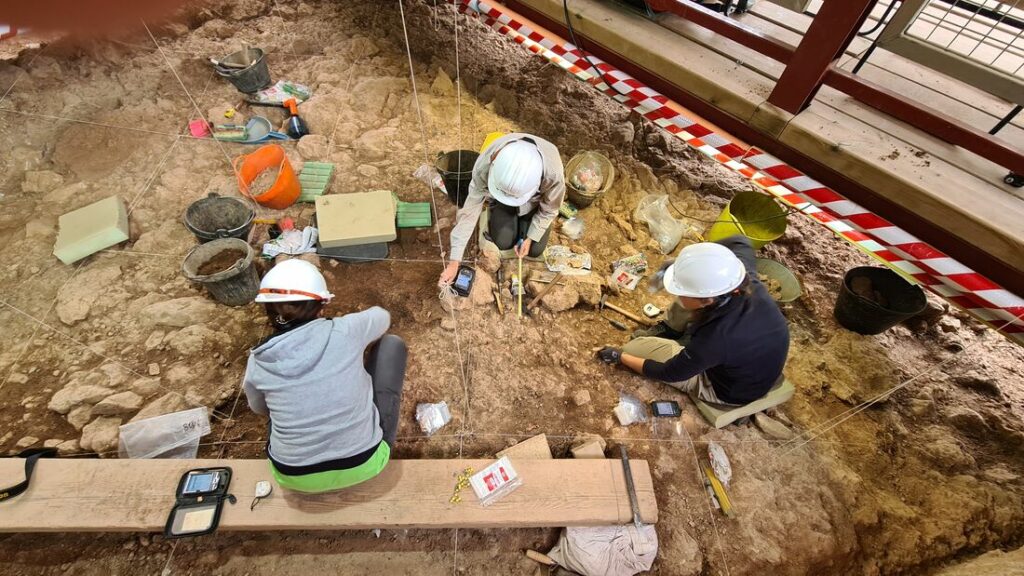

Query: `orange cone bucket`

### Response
(234, 144, 300, 210)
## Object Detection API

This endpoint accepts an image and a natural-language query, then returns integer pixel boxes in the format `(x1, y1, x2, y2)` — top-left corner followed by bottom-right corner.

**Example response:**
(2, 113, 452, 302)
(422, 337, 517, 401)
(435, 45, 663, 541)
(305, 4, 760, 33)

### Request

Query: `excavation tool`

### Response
(619, 446, 644, 530)
(598, 294, 655, 326)
(524, 550, 578, 575)
(607, 318, 628, 330)
(527, 272, 564, 311)
(283, 98, 309, 139)
(701, 462, 734, 517)
(516, 241, 525, 318)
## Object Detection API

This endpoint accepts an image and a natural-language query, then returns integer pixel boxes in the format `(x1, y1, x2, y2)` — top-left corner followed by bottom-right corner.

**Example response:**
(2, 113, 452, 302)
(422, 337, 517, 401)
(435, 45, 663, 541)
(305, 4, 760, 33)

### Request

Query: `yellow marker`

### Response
(517, 256, 524, 318)
(702, 463, 734, 517)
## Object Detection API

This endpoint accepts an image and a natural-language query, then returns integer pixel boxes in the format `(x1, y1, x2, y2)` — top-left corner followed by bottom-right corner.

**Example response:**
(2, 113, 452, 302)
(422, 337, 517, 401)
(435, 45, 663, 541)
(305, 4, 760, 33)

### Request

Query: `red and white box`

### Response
(469, 456, 522, 507)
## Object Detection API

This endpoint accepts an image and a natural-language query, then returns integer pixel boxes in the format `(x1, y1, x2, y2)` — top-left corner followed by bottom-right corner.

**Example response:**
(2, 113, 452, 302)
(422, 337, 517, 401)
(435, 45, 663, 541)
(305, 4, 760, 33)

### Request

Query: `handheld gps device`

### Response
(452, 265, 476, 297)
(164, 467, 234, 539)
(650, 400, 682, 418)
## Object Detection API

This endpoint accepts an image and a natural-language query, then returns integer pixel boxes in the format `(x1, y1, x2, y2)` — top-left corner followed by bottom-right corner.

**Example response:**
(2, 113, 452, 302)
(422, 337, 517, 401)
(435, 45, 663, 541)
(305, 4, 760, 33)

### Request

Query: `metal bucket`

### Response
(214, 48, 272, 94)
(183, 193, 255, 243)
(181, 239, 259, 306)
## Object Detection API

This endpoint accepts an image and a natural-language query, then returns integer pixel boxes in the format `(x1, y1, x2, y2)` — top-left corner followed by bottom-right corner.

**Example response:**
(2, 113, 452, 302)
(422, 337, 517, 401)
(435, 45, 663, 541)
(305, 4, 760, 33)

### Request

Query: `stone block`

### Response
(496, 433, 552, 460)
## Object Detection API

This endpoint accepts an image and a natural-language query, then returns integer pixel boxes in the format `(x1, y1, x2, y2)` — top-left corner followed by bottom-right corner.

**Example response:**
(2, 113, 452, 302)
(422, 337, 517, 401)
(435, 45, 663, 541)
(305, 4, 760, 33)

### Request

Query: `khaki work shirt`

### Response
(447, 133, 565, 262)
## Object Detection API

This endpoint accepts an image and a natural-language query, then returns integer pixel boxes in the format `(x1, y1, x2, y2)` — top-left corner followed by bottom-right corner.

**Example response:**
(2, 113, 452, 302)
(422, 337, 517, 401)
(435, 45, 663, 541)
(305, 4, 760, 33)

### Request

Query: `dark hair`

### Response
(691, 275, 752, 325)
(265, 300, 325, 332)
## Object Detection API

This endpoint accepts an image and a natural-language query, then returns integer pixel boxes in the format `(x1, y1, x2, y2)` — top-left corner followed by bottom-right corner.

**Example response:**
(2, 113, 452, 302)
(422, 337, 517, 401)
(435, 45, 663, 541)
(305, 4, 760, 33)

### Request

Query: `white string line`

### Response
(325, 58, 360, 151)
(775, 312, 1024, 457)
(0, 297, 229, 420)
(396, 3, 472, 574)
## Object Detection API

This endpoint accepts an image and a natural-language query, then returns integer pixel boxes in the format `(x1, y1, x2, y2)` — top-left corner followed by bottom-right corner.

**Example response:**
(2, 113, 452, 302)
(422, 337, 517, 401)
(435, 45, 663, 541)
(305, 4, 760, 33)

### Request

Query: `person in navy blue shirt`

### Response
(598, 236, 789, 405)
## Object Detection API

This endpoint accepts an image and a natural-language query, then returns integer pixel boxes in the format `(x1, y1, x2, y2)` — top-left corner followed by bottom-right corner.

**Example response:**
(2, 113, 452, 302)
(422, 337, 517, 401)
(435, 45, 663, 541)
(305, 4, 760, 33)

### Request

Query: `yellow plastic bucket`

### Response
(706, 191, 787, 249)
(480, 131, 505, 153)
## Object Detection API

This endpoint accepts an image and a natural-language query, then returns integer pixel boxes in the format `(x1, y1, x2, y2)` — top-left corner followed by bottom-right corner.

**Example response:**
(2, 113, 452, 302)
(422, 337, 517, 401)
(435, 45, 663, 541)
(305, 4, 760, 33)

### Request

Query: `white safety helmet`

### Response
(664, 243, 746, 298)
(487, 140, 543, 207)
(254, 259, 334, 303)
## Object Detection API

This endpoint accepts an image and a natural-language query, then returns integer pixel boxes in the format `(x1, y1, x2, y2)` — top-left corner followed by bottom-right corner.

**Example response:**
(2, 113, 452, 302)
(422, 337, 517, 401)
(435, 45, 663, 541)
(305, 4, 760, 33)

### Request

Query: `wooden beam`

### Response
(768, 0, 878, 113)
(0, 458, 658, 532)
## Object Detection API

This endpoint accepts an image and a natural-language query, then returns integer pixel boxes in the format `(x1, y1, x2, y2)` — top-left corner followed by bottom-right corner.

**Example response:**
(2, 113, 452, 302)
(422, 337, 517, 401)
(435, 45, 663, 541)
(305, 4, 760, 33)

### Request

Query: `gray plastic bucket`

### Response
(182, 239, 259, 306)
(214, 48, 272, 94)
(184, 193, 255, 243)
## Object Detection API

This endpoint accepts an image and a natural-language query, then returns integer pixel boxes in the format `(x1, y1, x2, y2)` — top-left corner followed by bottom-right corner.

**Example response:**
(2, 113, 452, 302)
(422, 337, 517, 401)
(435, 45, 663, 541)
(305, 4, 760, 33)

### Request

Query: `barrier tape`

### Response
(452, 0, 1024, 343)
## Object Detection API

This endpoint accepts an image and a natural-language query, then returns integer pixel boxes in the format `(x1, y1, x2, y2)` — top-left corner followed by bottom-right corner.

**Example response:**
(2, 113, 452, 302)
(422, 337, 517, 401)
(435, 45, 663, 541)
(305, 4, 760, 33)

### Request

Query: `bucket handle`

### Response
(233, 154, 252, 199)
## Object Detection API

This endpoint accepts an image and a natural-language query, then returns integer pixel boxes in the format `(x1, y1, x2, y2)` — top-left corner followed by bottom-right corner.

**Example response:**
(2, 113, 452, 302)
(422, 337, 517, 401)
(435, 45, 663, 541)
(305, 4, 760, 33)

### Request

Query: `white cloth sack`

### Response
(547, 525, 659, 576)
(118, 407, 211, 459)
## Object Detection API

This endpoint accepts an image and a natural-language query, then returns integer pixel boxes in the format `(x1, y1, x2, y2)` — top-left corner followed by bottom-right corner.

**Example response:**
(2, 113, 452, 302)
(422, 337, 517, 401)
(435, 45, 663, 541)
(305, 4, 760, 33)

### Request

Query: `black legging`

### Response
(488, 202, 552, 257)
(365, 334, 407, 447)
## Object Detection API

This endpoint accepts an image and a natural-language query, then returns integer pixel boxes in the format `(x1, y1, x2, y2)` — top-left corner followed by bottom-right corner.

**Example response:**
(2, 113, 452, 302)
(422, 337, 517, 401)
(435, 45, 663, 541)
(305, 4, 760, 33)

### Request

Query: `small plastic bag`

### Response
(561, 217, 585, 240)
(613, 393, 648, 426)
(635, 194, 688, 254)
(416, 401, 452, 436)
(118, 407, 210, 459)
(569, 152, 606, 193)
(413, 164, 446, 193)
(707, 441, 732, 486)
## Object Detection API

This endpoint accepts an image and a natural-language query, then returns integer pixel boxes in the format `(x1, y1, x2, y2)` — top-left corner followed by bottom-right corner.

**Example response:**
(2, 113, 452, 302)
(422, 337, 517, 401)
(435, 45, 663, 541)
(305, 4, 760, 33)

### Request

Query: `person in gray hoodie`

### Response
(243, 259, 406, 493)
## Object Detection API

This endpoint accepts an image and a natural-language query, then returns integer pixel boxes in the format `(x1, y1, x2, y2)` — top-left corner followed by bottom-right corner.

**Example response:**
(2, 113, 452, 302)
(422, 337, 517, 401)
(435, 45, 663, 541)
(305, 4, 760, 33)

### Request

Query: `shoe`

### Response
(631, 321, 682, 340)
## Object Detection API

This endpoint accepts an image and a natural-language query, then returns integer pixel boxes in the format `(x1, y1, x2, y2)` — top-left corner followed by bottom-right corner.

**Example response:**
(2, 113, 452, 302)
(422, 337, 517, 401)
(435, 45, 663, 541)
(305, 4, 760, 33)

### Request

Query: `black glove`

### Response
(597, 346, 623, 365)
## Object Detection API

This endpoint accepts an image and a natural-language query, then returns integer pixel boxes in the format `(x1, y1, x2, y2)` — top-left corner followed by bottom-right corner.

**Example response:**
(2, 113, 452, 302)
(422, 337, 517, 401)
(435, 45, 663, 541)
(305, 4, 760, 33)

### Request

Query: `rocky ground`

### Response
(0, 1, 1022, 575)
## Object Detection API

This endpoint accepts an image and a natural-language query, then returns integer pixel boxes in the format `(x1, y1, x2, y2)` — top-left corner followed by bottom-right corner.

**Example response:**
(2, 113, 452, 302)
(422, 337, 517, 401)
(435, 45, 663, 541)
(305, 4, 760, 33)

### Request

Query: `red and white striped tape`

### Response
(453, 0, 1024, 342)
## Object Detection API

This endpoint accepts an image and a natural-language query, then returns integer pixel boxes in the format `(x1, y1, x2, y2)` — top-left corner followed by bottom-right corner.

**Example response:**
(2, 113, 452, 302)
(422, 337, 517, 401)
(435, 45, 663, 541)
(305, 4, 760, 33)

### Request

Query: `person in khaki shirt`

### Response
(439, 133, 565, 285)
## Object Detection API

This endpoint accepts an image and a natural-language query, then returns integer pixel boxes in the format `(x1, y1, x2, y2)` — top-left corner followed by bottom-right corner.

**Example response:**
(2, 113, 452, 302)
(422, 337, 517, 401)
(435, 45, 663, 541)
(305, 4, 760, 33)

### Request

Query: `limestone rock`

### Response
(345, 36, 379, 58)
(228, 0, 270, 20)
(611, 122, 635, 147)
(67, 406, 93, 430)
(43, 439, 63, 448)
(754, 413, 796, 440)
(80, 416, 122, 453)
(48, 384, 116, 414)
(131, 393, 188, 422)
(43, 181, 88, 204)
(469, 271, 496, 307)
(56, 439, 80, 455)
(55, 264, 122, 325)
(92, 391, 144, 416)
(145, 332, 165, 351)
(570, 434, 607, 459)
(16, 436, 39, 448)
(570, 276, 603, 307)
(478, 247, 501, 274)
(671, 529, 704, 576)
(24, 218, 56, 240)
(572, 389, 591, 406)
(166, 325, 232, 356)
(952, 371, 1003, 398)
(353, 128, 399, 161)
(945, 406, 989, 435)
(431, 68, 454, 96)
(148, 363, 161, 376)
(22, 170, 64, 193)
(296, 134, 329, 160)
(496, 434, 552, 459)
(131, 377, 162, 398)
(526, 280, 580, 312)
(356, 164, 379, 178)
(139, 297, 219, 328)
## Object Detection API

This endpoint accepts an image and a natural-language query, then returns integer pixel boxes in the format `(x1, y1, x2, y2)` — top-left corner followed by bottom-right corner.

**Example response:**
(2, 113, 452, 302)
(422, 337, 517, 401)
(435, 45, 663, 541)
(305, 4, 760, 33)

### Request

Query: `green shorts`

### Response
(270, 442, 391, 493)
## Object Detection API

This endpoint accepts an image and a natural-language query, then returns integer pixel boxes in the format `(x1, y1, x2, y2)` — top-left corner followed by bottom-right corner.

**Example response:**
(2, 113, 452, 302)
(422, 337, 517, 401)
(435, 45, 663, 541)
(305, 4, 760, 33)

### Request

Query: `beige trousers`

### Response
(622, 336, 727, 404)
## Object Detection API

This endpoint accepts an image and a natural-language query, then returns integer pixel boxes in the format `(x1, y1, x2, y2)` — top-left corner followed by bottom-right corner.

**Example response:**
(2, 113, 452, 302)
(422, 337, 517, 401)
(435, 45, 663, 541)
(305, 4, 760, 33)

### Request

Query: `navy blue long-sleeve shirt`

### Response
(642, 236, 790, 404)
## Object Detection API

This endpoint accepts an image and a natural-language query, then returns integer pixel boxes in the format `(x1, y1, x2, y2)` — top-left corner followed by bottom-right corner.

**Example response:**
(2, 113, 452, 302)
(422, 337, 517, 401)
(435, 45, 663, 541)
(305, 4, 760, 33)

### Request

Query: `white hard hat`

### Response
(254, 259, 334, 303)
(487, 140, 543, 207)
(664, 243, 746, 298)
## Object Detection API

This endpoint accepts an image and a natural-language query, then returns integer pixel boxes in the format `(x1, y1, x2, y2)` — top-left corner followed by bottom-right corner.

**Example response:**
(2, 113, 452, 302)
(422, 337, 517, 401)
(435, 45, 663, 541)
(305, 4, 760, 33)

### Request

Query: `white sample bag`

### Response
(118, 406, 211, 459)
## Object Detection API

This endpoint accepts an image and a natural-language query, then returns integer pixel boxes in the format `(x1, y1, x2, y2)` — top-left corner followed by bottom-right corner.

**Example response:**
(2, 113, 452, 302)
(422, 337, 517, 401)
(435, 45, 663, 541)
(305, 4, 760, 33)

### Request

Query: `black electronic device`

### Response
(164, 467, 234, 539)
(452, 265, 476, 297)
(650, 400, 682, 418)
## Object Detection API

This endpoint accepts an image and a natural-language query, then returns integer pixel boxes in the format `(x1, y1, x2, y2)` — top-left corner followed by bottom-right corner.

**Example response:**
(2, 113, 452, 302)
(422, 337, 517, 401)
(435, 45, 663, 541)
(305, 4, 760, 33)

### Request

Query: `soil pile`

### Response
(197, 249, 247, 276)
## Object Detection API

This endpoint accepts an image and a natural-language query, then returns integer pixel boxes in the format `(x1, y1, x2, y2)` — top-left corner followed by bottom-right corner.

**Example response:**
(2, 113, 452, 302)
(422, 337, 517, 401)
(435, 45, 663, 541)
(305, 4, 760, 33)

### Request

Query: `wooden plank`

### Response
(656, 12, 1022, 182)
(780, 103, 1024, 271)
(0, 458, 657, 532)
(520, 0, 774, 124)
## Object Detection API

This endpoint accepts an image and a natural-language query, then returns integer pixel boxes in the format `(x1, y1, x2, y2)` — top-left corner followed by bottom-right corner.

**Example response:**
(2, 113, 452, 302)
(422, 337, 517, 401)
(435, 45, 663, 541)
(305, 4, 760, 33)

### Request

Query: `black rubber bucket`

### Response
(181, 239, 259, 306)
(834, 266, 927, 335)
(435, 150, 479, 208)
(184, 193, 255, 243)
(214, 48, 272, 94)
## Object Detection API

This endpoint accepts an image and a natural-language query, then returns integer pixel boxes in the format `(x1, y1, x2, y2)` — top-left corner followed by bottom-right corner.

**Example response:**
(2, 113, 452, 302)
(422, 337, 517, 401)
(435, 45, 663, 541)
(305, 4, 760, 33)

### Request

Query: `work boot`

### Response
(630, 321, 683, 340)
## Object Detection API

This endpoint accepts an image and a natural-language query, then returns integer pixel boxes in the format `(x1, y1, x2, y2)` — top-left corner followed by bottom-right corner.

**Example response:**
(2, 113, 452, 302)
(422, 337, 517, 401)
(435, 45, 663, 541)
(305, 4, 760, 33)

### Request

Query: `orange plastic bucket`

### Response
(233, 144, 300, 210)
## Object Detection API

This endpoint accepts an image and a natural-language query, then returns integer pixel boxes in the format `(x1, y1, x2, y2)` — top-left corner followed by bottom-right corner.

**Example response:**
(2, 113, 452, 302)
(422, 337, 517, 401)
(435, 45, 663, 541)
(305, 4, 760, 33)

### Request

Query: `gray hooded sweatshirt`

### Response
(243, 308, 390, 467)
